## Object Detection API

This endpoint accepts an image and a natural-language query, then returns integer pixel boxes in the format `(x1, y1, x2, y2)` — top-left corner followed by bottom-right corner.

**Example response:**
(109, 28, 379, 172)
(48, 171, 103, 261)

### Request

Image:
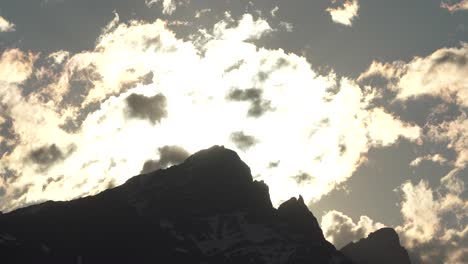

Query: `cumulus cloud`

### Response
(326, 0, 359, 26)
(441, 0, 468, 12)
(141, 145, 190, 173)
(396, 176, 468, 264)
(409, 154, 448, 167)
(321, 210, 385, 248)
(125, 93, 168, 124)
(359, 43, 468, 172)
(0, 12, 422, 212)
(0, 16, 15, 32)
(359, 43, 468, 107)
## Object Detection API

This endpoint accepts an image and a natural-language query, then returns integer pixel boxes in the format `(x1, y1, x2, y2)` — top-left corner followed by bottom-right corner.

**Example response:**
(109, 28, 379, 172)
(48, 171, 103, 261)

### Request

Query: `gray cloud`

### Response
(230, 131, 258, 151)
(292, 172, 314, 184)
(125, 93, 168, 124)
(42, 175, 64, 191)
(0, 187, 6, 197)
(140, 145, 190, 173)
(28, 144, 64, 169)
(226, 88, 272, 117)
(27, 144, 76, 172)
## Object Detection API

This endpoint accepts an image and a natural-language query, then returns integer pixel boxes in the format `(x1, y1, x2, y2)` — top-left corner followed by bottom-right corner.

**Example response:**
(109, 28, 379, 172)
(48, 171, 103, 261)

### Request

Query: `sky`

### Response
(0, 0, 466, 263)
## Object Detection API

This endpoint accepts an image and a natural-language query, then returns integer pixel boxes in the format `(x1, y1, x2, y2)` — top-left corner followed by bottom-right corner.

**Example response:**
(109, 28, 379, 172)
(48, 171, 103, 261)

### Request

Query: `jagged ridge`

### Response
(0, 146, 409, 264)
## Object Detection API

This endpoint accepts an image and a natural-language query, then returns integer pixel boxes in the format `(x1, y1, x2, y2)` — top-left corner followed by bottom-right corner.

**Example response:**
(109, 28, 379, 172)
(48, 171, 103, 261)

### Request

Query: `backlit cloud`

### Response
(441, 0, 468, 12)
(321, 210, 385, 248)
(0, 13, 421, 212)
(326, 0, 359, 26)
(0, 16, 15, 32)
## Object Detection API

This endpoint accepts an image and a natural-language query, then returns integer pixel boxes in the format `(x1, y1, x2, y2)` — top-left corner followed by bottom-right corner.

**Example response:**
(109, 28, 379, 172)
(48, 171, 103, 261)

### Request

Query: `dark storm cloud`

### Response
(226, 88, 272, 117)
(140, 145, 190, 173)
(230, 131, 258, 151)
(292, 172, 314, 184)
(125, 93, 168, 124)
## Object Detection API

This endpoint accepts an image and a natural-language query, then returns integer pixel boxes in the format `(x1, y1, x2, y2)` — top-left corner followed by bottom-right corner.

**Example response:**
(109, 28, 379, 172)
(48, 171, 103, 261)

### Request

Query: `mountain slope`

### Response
(341, 227, 411, 264)
(0, 146, 352, 264)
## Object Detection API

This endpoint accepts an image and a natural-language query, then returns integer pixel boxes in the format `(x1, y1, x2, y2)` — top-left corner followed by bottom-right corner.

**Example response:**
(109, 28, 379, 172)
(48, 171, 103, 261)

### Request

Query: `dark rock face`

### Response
(0, 146, 352, 264)
(341, 227, 411, 264)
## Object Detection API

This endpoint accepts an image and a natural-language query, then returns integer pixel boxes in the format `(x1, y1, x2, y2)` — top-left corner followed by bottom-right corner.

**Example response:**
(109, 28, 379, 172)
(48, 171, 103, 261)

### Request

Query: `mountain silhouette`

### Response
(0, 146, 410, 264)
(341, 227, 411, 264)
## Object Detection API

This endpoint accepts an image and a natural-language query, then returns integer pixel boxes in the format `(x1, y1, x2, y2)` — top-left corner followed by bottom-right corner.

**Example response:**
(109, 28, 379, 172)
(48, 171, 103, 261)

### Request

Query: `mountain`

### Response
(0, 145, 410, 264)
(0, 146, 352, 263)
(341, 227, 411, 264)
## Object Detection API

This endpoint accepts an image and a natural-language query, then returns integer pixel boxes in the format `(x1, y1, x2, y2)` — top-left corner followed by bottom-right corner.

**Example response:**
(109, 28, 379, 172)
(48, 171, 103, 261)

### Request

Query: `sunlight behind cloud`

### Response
(0, 13, 420, 211)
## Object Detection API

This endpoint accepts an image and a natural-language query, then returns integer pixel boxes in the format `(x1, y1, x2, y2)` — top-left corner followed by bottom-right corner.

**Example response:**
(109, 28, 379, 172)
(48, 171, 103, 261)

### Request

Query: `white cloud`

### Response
(321, 210, 384, 248)
(0, 13, 421, 213)
(0, 16, 15, 32)
(359, 43, 468, 171)
(359, 43, 468, 107)
(326, 0, 359, 26)
(0, 49, 38, 83)
(270, 6, 279, 17)
(427, 113, 468, 168)
(441, 0, 468, 12)
(212, 13, 272, 42)
(323, 172, 467, 263)
(145, 0, 181, 15)
(410, 154, 448, 167)
(397, 180, 441, 246)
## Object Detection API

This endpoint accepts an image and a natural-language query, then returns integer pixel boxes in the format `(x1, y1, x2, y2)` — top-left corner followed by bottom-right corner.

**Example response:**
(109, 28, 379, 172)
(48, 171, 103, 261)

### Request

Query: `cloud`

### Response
(0, 16, 15, 32)
(141, 145, 189, 173)
(397, 180, 441, 246)
(212, 13, 272, 41)
(395, 175, 468, 264)
(226, 88, 273, 117)
(125, 93, 168, 124)
(0, 49, 38, 83)
(441, 0, 468, 12)
(326, 0, 359, 26)
(292, 172, 315, 185)
(359, 43, 467, 171)
(409, 154, 448, 167)
(427, 113, 468, 168)
(0, 13, 422, 212)
(321, 210, 384, 249)
(145, 0, 179, 15)
(359, 43, 468, 107)
(230, 131, 258, 151)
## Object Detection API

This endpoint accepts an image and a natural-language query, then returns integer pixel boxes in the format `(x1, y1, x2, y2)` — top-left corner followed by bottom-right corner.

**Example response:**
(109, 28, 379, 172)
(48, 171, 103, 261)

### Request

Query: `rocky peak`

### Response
(341, 227, 411, 264)
(277, 196, 329, 245)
